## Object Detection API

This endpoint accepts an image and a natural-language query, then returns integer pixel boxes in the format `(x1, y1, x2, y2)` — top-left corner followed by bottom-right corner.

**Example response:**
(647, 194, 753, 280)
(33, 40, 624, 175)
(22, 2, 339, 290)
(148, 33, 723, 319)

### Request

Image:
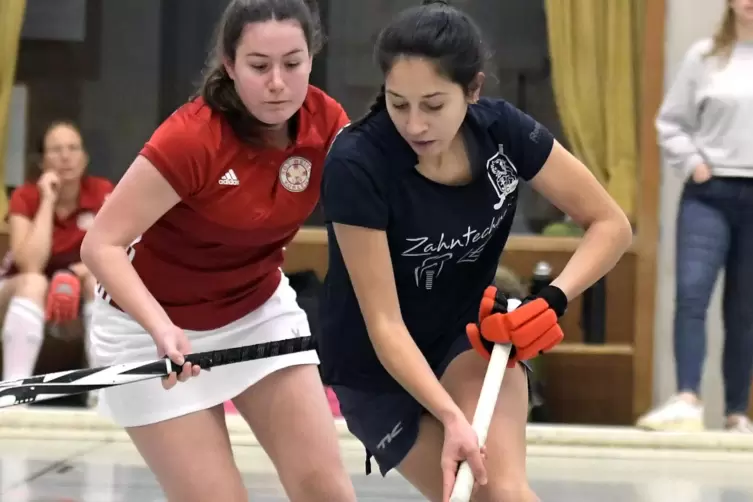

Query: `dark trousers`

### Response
(675, 177, 753, 415)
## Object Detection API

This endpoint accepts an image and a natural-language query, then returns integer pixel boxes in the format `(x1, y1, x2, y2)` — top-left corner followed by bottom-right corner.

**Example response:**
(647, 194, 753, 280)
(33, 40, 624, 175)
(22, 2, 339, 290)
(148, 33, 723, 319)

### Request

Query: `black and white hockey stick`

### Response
(0, 336, 316, 409)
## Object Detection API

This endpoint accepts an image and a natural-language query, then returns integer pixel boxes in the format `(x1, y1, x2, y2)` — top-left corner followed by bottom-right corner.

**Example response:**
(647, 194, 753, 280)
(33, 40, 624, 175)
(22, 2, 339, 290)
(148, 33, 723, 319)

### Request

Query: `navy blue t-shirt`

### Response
(318, 98, 554, 391)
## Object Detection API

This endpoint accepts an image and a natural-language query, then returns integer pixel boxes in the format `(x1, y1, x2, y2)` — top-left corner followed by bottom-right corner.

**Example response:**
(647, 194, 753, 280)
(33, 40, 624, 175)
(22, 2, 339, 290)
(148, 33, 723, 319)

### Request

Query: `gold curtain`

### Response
(0, 0, 27, 223)
(545, 0, 644, 220)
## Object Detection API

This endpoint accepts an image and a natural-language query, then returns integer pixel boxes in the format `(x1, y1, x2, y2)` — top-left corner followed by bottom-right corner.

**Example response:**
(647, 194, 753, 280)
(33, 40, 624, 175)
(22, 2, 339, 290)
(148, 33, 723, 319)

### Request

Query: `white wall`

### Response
(654, 0, 727, 427)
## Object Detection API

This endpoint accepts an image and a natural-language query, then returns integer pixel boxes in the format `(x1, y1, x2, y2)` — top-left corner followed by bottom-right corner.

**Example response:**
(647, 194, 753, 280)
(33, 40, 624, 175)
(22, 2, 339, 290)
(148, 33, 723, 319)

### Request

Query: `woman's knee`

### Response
(478, 479, 539, 502)
(126, 407, 246, 502)
(284, 465, 355, 502)
(14, 273, 49, 305)
(233, 365, 355, 501)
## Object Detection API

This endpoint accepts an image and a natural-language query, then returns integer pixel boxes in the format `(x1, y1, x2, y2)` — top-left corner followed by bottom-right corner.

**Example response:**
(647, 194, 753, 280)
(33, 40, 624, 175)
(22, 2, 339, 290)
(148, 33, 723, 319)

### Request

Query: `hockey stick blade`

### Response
(0, 335, 316, 409)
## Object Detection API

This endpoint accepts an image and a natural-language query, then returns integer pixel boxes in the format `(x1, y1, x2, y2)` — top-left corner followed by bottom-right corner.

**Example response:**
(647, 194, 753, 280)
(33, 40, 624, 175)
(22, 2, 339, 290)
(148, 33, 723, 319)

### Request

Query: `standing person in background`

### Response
(637, 0, 753, 433)
(0, 121, 111, 383)
(80, 1, 355, 501)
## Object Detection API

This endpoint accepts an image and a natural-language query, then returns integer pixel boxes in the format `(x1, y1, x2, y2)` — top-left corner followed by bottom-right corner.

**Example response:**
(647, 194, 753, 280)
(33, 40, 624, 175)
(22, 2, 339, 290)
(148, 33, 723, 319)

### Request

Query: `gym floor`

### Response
(1, 434, 753, 501)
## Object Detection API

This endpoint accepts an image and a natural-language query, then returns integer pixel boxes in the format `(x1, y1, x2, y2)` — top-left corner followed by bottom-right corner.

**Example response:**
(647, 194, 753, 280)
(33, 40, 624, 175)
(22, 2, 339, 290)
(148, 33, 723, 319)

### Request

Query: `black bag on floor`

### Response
(287, 270, 323, 341)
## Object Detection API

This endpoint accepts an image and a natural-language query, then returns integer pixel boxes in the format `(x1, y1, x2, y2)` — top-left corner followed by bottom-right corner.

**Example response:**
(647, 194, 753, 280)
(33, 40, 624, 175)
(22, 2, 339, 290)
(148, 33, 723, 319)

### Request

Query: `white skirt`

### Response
(88, 274, 319, 427)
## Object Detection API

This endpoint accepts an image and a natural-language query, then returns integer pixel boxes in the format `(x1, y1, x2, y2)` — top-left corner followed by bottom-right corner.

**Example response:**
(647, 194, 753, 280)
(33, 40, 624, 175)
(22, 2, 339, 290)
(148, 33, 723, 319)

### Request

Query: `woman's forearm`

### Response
(81, 242, 173, 336)
(370, 322, 463, 425)
(551, 215, 633, 300)
(16, 199, 55, 272)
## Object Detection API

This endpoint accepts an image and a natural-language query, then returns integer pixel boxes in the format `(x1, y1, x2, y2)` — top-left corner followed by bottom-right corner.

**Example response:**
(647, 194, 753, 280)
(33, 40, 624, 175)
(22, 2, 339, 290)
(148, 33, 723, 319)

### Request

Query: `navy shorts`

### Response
(332, 336, 532, 476)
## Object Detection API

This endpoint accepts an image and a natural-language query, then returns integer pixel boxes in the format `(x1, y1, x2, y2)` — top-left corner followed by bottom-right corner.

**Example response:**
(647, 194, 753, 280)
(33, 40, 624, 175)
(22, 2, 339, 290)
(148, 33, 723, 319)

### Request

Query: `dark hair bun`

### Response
(421, 0, 449, 6)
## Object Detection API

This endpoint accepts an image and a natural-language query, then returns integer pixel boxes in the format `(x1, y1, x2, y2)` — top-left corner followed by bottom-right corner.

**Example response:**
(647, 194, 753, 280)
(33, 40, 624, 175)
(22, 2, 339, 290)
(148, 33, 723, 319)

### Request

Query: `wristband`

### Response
(534, 284, 568, 318)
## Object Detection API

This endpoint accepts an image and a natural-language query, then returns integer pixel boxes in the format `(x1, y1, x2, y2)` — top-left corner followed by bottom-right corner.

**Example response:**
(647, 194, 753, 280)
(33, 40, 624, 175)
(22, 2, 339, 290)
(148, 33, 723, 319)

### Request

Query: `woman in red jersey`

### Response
(1, 121, 112, 382)
(80, 1, 354, 501)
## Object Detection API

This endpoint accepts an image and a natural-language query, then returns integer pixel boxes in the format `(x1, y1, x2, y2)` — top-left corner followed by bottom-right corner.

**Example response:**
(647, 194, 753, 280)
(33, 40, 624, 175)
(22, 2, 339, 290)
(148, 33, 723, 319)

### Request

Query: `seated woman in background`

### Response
(0, 121, 113, 382)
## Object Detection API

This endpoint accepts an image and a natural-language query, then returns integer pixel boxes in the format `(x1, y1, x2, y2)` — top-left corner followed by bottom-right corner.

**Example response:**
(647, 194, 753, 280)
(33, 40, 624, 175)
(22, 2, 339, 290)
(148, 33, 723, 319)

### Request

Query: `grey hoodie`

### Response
(656, 38, 753, 178)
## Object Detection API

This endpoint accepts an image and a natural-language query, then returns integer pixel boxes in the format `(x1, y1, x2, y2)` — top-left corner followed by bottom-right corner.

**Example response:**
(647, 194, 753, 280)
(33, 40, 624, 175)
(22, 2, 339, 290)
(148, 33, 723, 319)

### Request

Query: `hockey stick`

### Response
(449, 299, 519, 502)
(0, 335, 315, 409)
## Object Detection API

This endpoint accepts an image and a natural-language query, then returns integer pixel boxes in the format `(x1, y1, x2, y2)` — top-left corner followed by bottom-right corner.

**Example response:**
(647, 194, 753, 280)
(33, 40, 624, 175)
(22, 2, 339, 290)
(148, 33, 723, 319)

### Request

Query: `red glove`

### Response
(45, 270, 81, 324)
(466, 285, 566, 366)
(466, 286, 517, 367)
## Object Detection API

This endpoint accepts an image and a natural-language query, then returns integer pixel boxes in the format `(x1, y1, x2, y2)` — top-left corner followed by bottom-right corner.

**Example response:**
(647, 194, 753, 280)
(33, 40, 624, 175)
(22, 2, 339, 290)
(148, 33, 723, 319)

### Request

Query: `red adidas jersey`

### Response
(108, 85, 349, 330)
(3, 176, 114, 277)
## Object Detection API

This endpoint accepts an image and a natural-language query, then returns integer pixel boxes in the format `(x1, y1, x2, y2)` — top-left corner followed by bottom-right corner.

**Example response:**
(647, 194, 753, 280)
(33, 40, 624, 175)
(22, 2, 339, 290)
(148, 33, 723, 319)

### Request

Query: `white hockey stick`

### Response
(449, 299, 520, 502)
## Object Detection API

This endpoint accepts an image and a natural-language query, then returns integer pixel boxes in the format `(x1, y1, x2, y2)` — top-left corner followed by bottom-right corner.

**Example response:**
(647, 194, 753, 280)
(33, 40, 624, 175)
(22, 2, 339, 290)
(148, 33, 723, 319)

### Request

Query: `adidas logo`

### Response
(219, 169, 239, 186)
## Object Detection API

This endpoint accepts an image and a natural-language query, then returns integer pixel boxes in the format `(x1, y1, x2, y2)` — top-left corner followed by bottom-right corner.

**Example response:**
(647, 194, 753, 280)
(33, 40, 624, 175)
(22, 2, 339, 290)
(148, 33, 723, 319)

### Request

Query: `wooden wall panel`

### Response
(500, 251, 636, 346)
(540, 352, 634, 425)
(632, 0, 667, 420)
(283, 232, 637, 347)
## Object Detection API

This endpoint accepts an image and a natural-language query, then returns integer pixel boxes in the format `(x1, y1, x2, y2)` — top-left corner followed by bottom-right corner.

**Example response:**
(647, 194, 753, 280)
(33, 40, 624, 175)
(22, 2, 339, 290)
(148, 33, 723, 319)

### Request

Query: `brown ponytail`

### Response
(195, 59, 266, 145)
(351, 86, 387, 129)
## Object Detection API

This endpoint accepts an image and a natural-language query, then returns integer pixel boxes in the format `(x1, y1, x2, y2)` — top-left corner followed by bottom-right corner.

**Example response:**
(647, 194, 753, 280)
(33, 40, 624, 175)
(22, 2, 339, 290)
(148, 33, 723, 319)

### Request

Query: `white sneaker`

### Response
(636, 395, 704, 432)
(726, 416, 753, 433)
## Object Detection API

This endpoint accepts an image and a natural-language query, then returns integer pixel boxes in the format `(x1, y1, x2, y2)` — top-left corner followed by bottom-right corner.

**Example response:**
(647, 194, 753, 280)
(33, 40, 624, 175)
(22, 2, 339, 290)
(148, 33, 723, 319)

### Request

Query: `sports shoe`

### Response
(725, 415, 753, 433)
(45, 271, 81, 324)
(636, 395, 704, 432)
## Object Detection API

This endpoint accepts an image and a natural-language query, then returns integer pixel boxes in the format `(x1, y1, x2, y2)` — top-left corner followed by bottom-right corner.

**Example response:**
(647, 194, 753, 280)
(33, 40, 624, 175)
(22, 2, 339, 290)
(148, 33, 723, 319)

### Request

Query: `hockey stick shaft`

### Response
(450, 299, 520, 502)
(0, 335, 315, 409)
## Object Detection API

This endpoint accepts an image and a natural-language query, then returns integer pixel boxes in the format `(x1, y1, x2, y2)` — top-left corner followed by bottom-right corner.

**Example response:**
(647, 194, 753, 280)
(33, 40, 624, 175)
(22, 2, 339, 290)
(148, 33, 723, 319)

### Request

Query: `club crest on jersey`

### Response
(486, 144, 518, 210)
(76, 211, 95, 230)
(279, 156, 312, 193)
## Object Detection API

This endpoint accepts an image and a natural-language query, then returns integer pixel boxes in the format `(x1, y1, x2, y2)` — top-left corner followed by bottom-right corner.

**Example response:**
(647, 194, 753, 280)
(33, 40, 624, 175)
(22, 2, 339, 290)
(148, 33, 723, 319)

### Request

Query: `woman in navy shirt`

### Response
(319, 1, 633, 501)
